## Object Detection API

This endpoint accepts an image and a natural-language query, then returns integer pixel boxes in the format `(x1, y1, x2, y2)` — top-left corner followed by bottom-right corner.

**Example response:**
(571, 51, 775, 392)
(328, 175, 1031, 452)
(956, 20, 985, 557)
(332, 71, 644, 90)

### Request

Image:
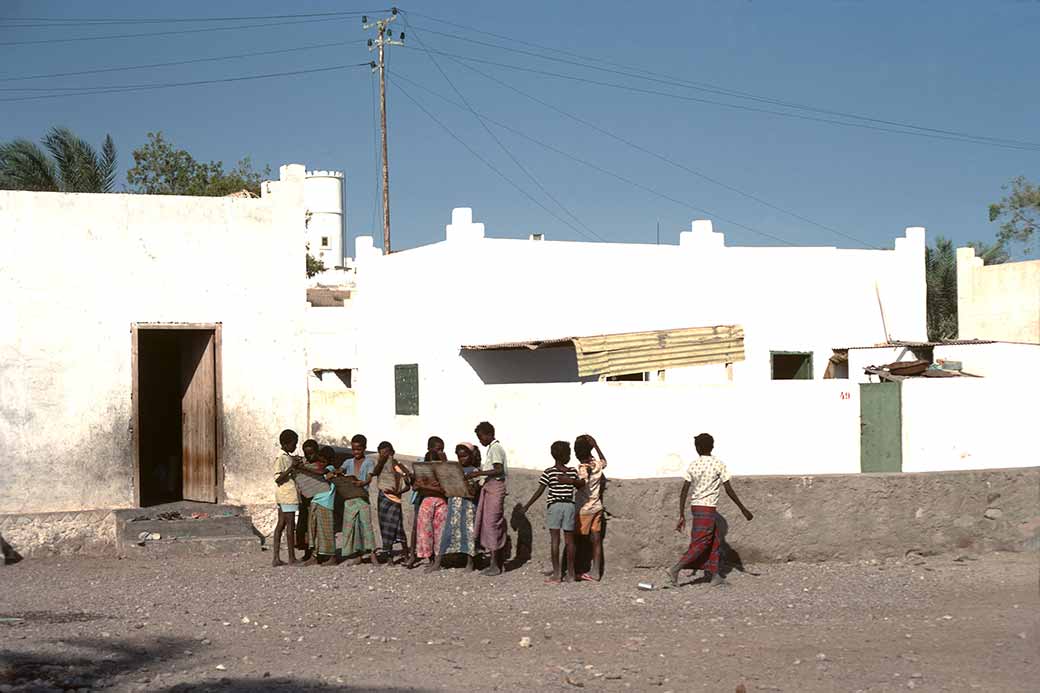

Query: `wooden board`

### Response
(332, 475, 367, 500)
(413, 462, 470, 498)
(181, 331, 217, 502)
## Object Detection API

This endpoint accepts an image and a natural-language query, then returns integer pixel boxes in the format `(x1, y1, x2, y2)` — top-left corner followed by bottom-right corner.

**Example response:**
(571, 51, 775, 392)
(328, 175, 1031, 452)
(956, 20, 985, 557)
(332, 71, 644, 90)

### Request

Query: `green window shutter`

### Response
(394, 364, 419, 415)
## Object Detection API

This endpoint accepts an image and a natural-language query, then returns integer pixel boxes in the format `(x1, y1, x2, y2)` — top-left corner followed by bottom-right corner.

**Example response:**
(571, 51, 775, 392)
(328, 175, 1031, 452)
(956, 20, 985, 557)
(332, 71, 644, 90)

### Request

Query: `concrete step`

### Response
(113, 501, 262, 558)
(118, 515, 257, 543)
(119, 535, 261, 559)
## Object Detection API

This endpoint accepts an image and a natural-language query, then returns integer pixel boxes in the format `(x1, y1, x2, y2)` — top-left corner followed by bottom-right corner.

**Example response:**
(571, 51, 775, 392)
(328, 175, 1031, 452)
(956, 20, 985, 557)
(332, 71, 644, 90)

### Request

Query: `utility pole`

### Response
(363, 8, 404, 255)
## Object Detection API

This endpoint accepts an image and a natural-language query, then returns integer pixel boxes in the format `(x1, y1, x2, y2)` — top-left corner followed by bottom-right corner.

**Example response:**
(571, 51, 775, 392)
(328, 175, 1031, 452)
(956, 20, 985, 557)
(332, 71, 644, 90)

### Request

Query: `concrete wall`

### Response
(957, 248, 1040, 343)
(503, 466, 1039, 569)
(0, 182, 308, 514)
(901, 378, 1040, 473)
(7, 467, 1035, 566)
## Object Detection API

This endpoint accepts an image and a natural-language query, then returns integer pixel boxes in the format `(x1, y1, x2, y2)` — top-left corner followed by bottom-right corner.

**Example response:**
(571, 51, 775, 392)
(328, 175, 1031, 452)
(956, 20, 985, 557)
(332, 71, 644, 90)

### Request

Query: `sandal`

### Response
(579, 573, 599, 582)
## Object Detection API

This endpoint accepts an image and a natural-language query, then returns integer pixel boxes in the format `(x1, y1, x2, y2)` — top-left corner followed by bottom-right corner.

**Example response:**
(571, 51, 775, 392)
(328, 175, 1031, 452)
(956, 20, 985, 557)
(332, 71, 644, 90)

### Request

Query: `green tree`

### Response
(0, 127, 116, 193)
(306, 252, 326, 278)
(926, 236, 1009, 341)
(126, 131, 269, 197)
(989, 176, 1039, 256)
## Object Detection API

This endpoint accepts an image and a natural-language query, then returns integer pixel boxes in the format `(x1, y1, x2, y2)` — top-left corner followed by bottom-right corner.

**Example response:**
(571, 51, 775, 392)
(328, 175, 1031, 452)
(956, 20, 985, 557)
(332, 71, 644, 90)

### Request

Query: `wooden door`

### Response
(859, 382, 902, 473)
(181, 331, 217, 502)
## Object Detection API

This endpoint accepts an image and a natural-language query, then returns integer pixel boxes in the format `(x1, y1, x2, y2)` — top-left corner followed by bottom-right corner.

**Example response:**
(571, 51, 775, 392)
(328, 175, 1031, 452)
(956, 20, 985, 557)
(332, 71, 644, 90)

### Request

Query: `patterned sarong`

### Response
(308, 503, 336, 557)
(415, 496, 448, 559)
(473, 478, 507, 552)
(677, 505, 720, 574)
(377, 491, 407, 550)
(339, 497, 375, 556)
(439, 496, 477, 556)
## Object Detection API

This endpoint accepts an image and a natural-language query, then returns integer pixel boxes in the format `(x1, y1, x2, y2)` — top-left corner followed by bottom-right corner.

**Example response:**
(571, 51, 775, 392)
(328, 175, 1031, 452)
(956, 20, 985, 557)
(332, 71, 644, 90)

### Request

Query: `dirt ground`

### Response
(1, 550, 1036, 692)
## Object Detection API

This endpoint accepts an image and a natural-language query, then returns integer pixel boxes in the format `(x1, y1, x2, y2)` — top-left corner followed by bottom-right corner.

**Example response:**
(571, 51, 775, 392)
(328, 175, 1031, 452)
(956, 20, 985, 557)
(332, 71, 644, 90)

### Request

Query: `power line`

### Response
(0, 10, 382, 26)
(0, 64, 372, 103)
(389, 78, 612, 244)
(443, 53, 877, 248)
(0, 40, 362, 83)
(400, 15, 604, 241)
(396, 44, 1040, 153)
(403, 11, 1040, 151)
(0, 16, 358, 47)
(391, 71, 798, 247)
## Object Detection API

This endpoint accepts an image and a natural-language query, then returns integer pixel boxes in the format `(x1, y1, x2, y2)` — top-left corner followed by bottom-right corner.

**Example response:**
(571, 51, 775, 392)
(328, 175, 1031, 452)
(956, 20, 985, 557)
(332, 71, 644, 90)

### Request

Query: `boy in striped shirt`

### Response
(521, 440, 586, 583)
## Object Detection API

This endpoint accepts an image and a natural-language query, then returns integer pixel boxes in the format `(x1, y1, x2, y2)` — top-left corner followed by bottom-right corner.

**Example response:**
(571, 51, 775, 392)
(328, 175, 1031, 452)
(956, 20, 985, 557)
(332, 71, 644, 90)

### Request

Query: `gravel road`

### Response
(1, 550, 1036, 692)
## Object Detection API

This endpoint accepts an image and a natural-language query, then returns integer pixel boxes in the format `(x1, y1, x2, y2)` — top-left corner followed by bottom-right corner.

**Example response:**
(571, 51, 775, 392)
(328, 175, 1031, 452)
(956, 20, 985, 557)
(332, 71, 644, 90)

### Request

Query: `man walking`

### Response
(666, 433, 753, 587)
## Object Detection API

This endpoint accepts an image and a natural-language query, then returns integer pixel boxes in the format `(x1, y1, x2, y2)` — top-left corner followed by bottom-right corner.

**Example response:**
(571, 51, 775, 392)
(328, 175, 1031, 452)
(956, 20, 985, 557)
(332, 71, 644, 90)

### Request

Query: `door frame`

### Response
(131, 322, 224, 506)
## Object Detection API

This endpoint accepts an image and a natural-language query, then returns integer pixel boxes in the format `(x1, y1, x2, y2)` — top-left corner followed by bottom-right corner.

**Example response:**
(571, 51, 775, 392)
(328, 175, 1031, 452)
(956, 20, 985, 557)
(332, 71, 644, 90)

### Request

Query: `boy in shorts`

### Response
(272, 429, 302, 567)
(521, 441, 586, 583)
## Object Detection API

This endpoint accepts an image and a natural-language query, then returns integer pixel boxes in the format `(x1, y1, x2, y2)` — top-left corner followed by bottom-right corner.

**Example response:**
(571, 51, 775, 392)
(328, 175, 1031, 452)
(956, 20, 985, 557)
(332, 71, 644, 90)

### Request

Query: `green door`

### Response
(859, 382, 902, 472)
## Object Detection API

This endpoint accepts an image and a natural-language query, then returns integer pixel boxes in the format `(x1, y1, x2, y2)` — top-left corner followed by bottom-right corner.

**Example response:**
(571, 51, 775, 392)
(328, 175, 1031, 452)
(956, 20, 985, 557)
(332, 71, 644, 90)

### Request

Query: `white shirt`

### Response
(681, 455, 731, 508)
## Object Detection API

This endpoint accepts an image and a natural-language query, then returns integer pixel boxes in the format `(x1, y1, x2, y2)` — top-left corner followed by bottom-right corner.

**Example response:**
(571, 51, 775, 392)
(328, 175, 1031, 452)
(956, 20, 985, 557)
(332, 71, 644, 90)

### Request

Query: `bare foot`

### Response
(481, 566, 503, 577)
(272, 558, 286, 567)
(665, 567, 679, 587)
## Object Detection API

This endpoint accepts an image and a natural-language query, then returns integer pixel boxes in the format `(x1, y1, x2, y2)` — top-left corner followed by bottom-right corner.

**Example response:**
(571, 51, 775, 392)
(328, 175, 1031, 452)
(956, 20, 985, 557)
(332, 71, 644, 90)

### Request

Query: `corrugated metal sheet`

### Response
(461, 325, 745, 377)
(574, 325, 744, 377)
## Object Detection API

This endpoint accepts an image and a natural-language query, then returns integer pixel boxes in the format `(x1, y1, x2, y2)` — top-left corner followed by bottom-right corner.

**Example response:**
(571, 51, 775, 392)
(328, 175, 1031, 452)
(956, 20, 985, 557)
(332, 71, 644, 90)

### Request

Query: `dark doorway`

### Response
(134, 326, 221, 506)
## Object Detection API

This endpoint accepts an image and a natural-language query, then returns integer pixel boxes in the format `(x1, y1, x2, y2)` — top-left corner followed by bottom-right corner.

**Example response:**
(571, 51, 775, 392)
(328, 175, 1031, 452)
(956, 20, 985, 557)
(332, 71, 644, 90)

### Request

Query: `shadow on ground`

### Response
(0, 632, 430, 692)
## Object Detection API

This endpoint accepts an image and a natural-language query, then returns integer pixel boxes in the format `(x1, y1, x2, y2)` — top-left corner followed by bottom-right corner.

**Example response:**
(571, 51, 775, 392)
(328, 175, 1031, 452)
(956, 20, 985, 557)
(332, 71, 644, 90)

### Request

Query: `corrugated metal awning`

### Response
(462, 325, 745, 378)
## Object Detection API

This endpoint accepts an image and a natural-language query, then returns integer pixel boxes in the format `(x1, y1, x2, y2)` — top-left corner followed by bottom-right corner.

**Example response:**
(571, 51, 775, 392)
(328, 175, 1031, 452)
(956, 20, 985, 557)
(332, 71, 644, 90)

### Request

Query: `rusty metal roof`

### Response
(463, 325, 745, 378)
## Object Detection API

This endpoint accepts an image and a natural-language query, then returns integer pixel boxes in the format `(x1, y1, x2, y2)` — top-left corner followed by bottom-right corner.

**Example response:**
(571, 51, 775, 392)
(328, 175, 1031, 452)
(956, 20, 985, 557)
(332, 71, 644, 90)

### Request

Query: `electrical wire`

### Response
(0, 64, 372, 103)
(391, 71, 798, 246)
(395, 44, 1040, 153)
(403, 11, 1040, 151)
(0, 10, 382, 26)
(389, 78, 615, 244)
(0, 40, 364, 83)
(0, 16, 359, 47)
(391, 70, 794, 245)
(400, 15, 604, 241)
(443, 54, 877, 248)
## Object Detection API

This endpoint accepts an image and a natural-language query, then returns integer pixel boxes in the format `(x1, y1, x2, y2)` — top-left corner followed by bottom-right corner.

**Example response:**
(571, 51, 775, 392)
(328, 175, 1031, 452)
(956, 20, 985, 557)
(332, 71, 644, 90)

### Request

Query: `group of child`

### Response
(273, 421, 753, 587)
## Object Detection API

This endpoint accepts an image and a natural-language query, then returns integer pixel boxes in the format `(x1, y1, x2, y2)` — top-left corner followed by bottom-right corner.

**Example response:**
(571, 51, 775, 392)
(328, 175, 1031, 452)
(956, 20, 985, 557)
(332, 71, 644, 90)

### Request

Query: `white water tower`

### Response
(303, 170, 345, 269)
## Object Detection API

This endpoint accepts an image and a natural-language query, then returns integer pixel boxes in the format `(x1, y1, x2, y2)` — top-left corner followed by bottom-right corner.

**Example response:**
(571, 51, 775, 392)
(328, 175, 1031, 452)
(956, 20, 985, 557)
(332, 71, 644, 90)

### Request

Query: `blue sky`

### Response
(2, 0, 1037, 256)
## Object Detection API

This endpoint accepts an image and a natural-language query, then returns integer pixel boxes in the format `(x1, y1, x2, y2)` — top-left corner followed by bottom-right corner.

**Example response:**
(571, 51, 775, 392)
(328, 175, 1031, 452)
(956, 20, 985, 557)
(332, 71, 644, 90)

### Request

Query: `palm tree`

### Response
(0, 127, 117, 193)
(926, 236, 1008, 341)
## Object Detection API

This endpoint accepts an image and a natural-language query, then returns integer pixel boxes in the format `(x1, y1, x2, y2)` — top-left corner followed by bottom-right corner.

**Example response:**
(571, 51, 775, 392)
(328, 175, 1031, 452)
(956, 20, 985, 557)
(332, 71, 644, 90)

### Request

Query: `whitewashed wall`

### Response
(335, 208, 925, 470)
(901, 378, 1040, 473)
(933, 342, 1040, 379)
(957, 248, 1040, 343)
(0, 184, 308, 514)
(477, 380, 862, 478)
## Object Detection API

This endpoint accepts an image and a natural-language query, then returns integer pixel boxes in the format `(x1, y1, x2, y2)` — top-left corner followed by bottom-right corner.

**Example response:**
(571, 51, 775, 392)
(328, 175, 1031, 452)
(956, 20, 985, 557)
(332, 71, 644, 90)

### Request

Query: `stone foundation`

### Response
(0, 509, 117, 558)
(4, 467, 1037, 566)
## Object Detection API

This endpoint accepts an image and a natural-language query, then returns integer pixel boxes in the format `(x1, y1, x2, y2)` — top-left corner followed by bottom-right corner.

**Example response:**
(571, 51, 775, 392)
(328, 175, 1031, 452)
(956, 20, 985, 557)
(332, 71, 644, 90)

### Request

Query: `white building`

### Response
(310, 207, 939, 478)
(0, 172, 310, 516)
